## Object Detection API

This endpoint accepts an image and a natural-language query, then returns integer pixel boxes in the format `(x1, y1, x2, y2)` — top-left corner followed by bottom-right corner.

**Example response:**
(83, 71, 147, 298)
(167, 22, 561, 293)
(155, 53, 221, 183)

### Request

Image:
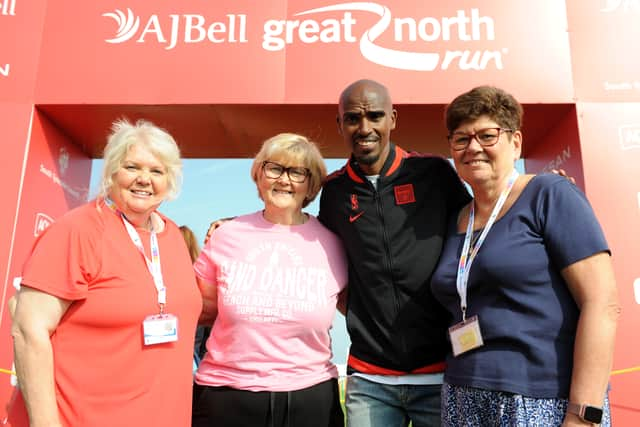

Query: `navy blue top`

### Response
(430, 174, 609, 398)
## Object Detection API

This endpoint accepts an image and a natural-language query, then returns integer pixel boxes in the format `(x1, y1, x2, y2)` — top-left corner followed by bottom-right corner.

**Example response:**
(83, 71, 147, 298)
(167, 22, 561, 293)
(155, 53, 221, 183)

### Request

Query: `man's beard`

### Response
(355, 151, 380, 166)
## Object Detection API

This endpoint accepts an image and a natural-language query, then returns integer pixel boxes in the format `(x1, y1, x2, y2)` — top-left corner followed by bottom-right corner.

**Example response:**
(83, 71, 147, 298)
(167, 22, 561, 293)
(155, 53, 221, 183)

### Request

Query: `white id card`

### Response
(143, 313, 178, 345)
(448, 315, 484, 357)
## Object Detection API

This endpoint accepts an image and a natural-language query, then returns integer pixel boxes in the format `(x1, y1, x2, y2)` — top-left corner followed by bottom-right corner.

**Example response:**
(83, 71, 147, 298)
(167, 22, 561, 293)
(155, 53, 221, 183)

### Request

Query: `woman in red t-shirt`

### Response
(11, 119, 201, 427)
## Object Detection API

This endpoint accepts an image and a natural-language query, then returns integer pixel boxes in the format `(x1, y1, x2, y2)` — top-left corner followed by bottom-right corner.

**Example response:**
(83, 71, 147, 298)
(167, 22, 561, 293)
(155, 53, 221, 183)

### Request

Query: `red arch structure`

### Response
(1, 1, 639, 425)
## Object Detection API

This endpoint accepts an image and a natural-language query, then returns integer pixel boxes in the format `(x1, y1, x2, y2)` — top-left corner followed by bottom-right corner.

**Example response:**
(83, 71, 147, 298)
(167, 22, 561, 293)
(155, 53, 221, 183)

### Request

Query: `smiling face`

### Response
(109, 143, 169, 225)
(451, 115, 522, 187)
(257, 155, 311, 219)
(337, 81, 397, 175)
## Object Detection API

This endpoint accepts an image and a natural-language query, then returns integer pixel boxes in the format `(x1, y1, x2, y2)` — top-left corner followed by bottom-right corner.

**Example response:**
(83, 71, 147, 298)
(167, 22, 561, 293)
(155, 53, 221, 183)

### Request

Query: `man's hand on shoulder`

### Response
(204, 217, 235, 244)
(550, 169, 576, 185)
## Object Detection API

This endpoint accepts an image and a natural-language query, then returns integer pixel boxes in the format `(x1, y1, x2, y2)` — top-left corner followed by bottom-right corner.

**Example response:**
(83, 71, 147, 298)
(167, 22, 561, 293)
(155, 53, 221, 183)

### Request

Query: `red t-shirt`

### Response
(15, 200, 201, 427)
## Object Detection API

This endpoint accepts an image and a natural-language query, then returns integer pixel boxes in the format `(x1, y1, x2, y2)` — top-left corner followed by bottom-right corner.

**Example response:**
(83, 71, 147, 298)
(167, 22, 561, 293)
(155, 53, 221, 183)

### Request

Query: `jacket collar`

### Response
(346, 143, 406, 184)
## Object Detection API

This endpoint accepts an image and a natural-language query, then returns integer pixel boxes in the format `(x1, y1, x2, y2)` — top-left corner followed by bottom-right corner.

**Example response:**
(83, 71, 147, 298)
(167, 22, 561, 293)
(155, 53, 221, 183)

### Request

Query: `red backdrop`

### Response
(1, 1, 638, 425)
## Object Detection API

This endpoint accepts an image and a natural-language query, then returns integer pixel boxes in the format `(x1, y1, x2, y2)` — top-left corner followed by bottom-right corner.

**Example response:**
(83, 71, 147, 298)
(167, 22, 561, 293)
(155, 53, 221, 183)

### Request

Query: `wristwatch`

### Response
(567, 402, 603, 424)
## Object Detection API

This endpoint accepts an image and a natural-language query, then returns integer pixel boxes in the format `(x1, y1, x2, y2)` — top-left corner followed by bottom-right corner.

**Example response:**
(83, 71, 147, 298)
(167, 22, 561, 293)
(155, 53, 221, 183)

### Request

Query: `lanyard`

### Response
(455, 170, 518, 322)
(104, 198, 167, 313)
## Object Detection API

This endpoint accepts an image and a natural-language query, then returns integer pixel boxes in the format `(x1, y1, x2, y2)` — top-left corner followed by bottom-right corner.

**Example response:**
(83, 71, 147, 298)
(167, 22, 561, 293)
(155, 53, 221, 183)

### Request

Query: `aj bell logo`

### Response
(103, 9, 140, 42)
(103, 8, 247, 47)
(618, 124, 640, 150)
(103, 3, 506, 71)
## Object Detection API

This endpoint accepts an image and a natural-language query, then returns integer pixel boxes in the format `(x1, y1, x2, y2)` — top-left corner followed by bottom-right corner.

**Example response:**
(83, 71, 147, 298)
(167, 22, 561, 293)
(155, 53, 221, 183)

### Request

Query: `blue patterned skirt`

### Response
(442, 382, 611, 426)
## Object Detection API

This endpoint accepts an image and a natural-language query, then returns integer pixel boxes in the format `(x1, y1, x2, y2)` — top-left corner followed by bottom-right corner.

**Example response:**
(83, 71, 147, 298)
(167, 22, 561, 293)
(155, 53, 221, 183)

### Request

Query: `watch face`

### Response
(583, 406, 603, 423)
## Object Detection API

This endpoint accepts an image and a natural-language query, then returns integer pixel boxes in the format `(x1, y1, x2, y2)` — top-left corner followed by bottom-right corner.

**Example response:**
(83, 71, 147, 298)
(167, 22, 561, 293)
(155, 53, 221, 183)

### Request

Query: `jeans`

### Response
(345, 376, 441, 427)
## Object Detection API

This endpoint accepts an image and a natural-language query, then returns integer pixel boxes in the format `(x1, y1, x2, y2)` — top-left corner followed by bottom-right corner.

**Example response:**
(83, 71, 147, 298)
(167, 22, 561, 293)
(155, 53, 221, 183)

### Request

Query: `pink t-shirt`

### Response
(194, 211, 347, 391)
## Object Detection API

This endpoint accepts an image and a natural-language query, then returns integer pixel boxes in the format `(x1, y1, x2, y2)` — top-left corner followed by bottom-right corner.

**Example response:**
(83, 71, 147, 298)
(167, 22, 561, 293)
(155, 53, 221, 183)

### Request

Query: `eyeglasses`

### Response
(262, 161, 310, 183)
(448, 127, 514, 151)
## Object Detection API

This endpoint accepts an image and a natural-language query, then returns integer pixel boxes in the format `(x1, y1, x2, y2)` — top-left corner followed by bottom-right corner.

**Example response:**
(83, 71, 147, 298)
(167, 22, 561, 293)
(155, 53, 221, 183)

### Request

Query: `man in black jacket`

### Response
(318, 79, 470, 427)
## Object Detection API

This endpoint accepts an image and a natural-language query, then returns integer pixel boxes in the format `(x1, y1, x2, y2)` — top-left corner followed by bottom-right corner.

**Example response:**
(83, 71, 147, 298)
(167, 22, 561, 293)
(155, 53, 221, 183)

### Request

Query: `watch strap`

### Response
(567, 402, 603, 424)
(567, 402, 582, 416)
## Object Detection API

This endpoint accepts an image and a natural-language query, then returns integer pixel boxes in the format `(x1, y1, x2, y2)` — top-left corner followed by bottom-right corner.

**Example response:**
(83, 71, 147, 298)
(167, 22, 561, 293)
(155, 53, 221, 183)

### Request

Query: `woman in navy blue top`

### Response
(431, 86, 619, 426)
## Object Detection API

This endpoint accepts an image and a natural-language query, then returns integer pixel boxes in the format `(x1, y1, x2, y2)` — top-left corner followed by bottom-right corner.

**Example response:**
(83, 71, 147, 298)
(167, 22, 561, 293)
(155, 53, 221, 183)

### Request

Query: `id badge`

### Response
(143, 313, 178, 345)
(448, 315, 484, 357)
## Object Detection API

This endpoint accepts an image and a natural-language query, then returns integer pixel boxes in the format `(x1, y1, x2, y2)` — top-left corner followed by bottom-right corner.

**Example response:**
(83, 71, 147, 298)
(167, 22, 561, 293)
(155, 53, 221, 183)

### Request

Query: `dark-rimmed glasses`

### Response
(448, 127, 514, 151)
(262, 161, 310, 183)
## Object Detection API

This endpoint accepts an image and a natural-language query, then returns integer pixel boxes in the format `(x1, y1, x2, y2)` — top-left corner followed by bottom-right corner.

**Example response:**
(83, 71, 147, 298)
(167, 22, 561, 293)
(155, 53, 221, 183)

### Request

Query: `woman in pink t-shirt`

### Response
(193, 133, 348, 427)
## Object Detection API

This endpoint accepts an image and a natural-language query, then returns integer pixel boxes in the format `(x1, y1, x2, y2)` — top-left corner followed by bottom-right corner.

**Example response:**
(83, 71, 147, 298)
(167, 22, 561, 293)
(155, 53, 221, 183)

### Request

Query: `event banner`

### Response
(35, 0, 573, 104)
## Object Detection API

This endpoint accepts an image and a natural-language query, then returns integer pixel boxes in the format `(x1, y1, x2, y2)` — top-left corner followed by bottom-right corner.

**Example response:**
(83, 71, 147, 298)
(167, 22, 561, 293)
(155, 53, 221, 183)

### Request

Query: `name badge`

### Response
(448, 315, 484, 357)
(143, 313, 178, 345)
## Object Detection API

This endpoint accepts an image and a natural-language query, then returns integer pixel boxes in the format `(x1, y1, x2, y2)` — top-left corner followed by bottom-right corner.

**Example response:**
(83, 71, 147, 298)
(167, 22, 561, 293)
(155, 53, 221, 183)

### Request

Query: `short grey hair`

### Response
(99, 119, 182, 200)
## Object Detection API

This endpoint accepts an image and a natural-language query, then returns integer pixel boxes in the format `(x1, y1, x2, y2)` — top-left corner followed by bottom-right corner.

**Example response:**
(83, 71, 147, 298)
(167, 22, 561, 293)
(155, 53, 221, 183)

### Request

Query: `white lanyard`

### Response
(104, 198, 167, 313)
(455, 170, 518, 321)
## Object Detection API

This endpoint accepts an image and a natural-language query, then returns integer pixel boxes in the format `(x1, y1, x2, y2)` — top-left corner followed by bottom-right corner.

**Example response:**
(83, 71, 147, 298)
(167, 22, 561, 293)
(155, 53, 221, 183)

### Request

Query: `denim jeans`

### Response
(345, 375, 441, 427)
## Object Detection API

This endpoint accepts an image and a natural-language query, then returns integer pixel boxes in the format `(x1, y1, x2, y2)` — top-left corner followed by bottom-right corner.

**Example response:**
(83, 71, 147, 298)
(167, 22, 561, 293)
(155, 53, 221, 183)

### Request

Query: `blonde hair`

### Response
(179, 225, 200, 262)
(250, 133, 327, 208)
(99, 118, 183, 200)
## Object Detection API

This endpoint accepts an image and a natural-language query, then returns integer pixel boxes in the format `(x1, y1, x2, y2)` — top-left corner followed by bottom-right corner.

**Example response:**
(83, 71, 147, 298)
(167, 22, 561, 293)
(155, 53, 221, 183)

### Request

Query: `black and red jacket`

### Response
(319, 144, 470, 374)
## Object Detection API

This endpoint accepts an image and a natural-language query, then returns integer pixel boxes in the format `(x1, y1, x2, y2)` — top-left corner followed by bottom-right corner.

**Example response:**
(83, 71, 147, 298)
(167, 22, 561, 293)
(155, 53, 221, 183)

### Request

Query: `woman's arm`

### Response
(7, 295, 17, 319)
(197, 276, 218, 325)
(561, 251, 620, 426)
(11, 286, 72, 427)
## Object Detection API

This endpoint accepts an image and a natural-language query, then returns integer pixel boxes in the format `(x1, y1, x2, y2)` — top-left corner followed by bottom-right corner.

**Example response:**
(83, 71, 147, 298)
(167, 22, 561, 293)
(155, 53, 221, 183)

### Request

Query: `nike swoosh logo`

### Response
(349, 211, 364, 223)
